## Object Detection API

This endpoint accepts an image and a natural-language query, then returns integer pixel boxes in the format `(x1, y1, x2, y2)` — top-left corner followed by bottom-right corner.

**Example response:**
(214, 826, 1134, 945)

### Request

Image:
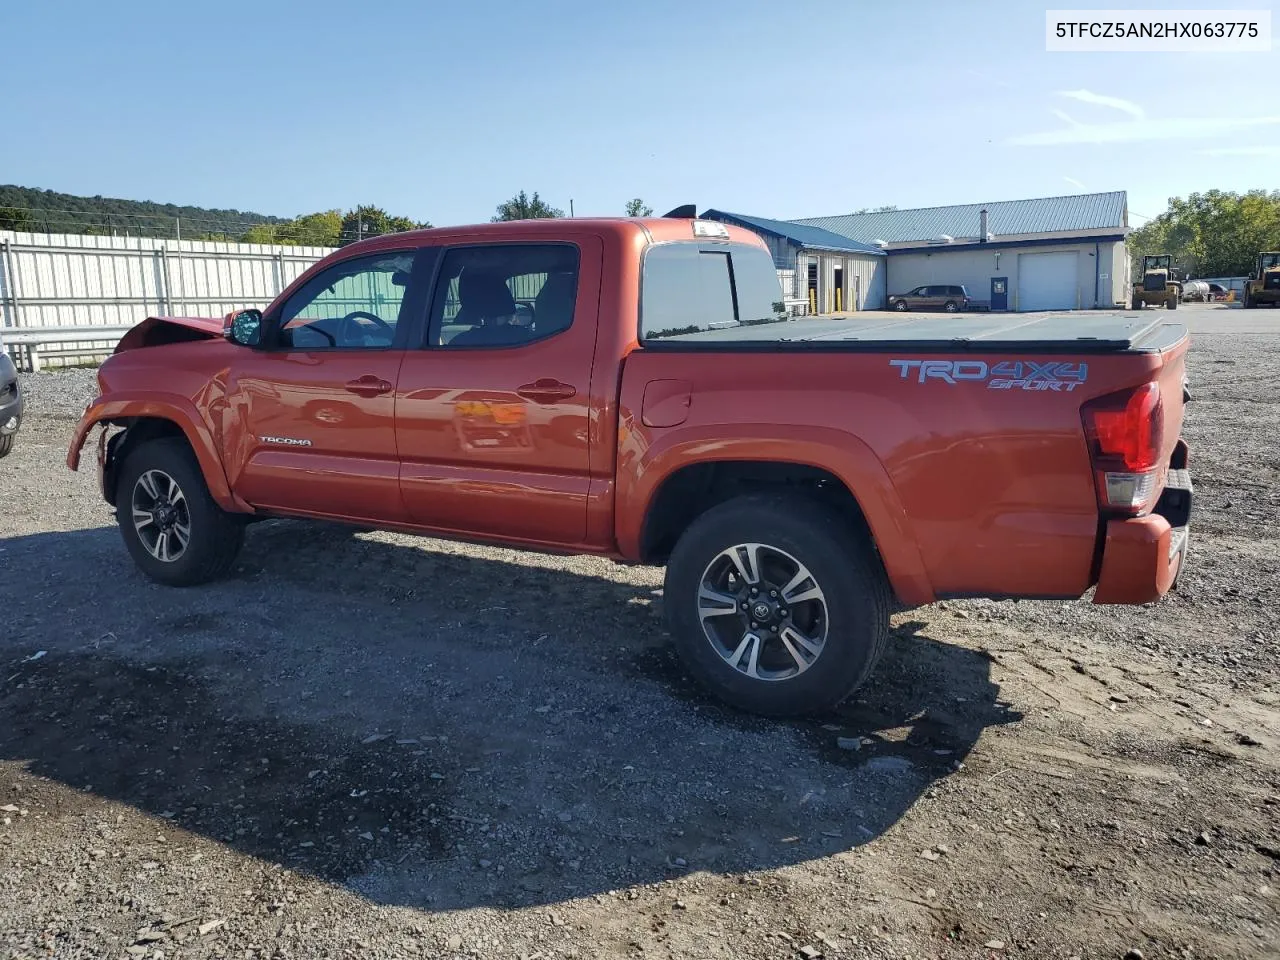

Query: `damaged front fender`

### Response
(67, 394, 249, 513)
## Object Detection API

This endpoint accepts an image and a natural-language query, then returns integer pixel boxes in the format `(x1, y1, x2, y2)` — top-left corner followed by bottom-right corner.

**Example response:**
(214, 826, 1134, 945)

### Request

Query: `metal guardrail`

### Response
(2, 325, 134, 372)
(4, 325, 135, 342)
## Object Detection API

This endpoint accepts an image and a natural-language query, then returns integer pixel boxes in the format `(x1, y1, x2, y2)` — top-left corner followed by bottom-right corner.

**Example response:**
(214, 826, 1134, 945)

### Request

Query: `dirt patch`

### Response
(1, 306, 1277, 959)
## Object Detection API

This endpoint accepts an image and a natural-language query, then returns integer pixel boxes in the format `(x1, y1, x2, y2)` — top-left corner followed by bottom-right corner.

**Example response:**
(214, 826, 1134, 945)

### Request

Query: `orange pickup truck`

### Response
(68, 212, 1193, 716)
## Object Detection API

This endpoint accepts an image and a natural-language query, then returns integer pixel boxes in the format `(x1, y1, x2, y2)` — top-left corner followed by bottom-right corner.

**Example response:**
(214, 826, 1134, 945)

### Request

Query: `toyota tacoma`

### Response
(68, 211, 1193, 716)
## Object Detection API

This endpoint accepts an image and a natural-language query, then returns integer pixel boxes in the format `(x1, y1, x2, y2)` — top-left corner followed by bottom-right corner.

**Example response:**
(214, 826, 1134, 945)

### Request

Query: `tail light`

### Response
(1082, 381, 1164, 513)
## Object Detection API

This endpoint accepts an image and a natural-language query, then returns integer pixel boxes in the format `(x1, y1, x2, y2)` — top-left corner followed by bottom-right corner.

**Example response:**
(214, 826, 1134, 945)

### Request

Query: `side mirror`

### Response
(224, 309, 263, 347)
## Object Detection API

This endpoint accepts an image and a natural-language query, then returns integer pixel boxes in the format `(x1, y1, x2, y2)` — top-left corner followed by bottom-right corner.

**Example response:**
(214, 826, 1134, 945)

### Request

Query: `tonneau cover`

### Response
(646, 312, 1188, 354)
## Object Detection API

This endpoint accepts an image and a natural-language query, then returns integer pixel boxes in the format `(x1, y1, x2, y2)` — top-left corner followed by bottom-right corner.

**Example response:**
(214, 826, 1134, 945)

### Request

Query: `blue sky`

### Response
(3, 0, 1276, 230)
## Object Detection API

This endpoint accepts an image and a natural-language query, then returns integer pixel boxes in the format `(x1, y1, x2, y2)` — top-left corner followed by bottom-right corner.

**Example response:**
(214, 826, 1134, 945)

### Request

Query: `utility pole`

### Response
(569, 199, 574, 218)
(175, 217, 182, 243)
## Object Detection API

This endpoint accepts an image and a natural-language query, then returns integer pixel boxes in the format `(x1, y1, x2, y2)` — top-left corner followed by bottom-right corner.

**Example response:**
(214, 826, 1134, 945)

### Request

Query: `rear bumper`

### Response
(1093, 455, 1192, 605)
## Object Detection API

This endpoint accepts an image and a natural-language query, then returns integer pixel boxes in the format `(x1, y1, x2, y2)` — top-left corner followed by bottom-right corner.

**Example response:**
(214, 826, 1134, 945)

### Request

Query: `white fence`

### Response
(0, 230, 335, 368)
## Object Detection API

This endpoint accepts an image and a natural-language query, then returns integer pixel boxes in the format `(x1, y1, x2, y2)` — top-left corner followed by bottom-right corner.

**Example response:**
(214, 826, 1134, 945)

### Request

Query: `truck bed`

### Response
(645, 313, 1187, 354)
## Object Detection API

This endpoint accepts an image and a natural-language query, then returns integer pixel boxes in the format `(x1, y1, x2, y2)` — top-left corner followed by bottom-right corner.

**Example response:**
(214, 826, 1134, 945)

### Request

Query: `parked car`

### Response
(68, 213, 1192, 717)
(0, 347, 23, 458)
(888, 284, 972, 312)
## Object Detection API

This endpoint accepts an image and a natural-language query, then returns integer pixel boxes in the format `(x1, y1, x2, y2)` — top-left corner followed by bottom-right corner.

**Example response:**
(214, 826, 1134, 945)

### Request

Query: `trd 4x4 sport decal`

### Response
(889, 359, 1089, 392)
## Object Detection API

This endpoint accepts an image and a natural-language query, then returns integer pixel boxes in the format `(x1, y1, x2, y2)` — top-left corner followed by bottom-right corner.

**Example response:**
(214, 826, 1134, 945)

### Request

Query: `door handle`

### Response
(516, 379, 577, 403)
(345, 375, 393, 398)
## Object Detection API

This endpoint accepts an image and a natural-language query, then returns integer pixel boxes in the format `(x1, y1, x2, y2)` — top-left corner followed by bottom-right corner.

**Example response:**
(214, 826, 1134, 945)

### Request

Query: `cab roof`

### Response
(333, 216, 767, 254)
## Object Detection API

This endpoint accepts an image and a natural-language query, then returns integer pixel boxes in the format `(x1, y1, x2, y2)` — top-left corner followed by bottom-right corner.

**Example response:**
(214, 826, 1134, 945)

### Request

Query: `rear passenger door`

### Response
(393, 239, 603, 547)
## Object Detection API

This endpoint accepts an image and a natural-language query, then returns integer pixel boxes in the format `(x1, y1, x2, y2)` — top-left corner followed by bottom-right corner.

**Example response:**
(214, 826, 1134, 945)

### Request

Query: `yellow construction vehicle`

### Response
(1243, 252, 1280, 309)
(1130, 255, 1181, 310)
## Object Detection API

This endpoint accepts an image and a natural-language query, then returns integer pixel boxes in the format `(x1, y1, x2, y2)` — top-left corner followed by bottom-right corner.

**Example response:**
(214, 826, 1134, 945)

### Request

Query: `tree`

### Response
(281, 209, 343, 246)
(338, 205, 430, 245)
(240, 223, 281, 244)
(492, 190, 564, 222)
(1129, 189, 1280, 279)
(852, 205, 898, 214)
(240, 207, 425, 247)
(0, 207, 36, 231)
(625, 198, 653, 217)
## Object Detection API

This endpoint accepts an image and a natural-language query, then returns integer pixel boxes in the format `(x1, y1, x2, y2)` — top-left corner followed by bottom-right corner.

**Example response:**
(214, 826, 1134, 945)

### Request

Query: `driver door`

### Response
(224, 246, 434, 523)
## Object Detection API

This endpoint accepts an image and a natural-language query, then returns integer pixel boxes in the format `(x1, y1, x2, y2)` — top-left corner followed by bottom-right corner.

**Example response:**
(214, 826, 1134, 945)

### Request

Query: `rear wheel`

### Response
(1167, 297, 1179, 310)
(115, 437, 244, 586)
(943, 301, 959, 312)
(663, 494, 890, 717)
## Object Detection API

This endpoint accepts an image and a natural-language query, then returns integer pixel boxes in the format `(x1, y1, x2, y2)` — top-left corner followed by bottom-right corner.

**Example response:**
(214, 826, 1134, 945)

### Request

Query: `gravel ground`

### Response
(1, 304, 1276, 960)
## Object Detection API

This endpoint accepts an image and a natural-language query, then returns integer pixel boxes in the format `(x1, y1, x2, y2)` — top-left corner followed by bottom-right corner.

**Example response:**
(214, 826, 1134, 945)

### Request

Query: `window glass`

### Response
(429, 244, 580, 348)
(278, 251, 418, 349)
(731, 244, 789, 326)
(640, 242, 786, 341)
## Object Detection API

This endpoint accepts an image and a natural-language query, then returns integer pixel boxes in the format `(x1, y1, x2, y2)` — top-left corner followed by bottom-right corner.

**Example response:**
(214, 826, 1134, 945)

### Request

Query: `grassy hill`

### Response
(0, 185, 285, 239)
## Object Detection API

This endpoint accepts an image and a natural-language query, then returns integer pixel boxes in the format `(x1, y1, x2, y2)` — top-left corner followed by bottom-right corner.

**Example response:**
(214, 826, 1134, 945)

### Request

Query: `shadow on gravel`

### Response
(0, 522, 1020, 912)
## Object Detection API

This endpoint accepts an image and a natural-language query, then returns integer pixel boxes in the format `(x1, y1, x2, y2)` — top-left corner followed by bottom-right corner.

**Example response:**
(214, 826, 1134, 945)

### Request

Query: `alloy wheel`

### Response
(131, 469, 191, 563)
(696, 542, 829, 681)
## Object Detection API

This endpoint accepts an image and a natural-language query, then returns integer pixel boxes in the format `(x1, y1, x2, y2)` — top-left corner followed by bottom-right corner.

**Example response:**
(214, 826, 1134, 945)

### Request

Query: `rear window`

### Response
(640, 242, 785, 342)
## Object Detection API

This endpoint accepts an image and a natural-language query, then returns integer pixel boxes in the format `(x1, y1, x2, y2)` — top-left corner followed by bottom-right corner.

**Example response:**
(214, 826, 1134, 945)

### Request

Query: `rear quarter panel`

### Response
(617, 344, 1175, 605)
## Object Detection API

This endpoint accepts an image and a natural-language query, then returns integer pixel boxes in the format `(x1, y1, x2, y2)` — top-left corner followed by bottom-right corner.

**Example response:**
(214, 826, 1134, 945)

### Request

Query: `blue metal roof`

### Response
(701, 209, 886, 256)
(790, 191, 1128, 245)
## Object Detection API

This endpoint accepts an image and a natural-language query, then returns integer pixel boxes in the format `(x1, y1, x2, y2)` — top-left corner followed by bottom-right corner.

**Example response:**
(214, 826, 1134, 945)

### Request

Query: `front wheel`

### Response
(0, 433, 12, 459)
(663, 494, 890, 717)
(115, 437, 245, 586)
(1167, 297, 1179, 310)
(893, 300, 909, 312)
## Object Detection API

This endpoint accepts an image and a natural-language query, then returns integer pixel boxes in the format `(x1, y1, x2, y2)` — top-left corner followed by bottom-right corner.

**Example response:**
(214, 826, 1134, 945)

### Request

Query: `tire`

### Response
(943, 301, 958, 313)
(1167, 297, 1179, 310)
(663, 493, 890, 717)
(893, 300, 909, 312)
(115, 437, 244, 586)
(0, 433, 12, 459)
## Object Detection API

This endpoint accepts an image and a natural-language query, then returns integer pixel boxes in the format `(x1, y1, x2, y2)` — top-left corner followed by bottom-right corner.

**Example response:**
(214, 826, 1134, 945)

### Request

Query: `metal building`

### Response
(793, 191, 1131, 312)
(699, 210, 886, 313)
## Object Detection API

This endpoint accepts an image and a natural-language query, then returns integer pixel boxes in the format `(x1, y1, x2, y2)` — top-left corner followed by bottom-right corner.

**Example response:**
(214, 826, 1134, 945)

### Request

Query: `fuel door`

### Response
(641, 379, 692, 428)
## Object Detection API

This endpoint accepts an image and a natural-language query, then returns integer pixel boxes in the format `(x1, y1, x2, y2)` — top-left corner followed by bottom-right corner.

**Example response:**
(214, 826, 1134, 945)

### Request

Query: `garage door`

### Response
(1017, 252, 1078, 311)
